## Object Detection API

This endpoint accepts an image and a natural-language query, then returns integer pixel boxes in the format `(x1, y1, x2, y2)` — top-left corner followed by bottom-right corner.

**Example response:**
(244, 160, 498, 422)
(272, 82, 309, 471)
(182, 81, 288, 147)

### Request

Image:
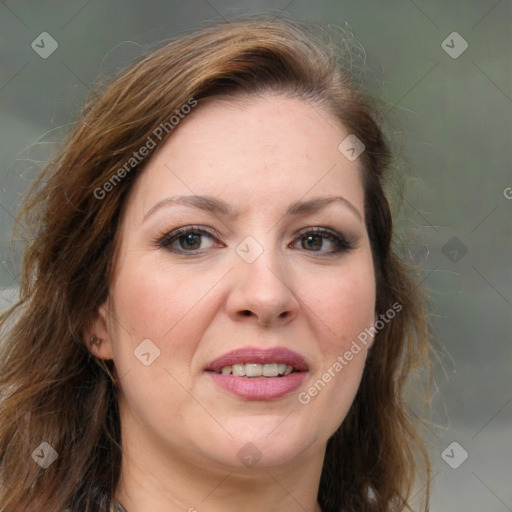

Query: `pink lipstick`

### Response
(204, 346, 309, 400)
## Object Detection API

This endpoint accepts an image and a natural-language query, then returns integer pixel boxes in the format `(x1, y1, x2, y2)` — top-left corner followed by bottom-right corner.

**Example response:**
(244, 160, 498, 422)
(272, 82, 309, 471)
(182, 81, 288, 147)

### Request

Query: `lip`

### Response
(205, 346, 309, 401)
(204, 346, 309, 373)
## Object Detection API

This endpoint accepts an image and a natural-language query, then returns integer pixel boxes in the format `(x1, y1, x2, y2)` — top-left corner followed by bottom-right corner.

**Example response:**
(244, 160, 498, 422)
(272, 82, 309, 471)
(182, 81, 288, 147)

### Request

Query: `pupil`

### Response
(303, 235, 321, 251)
(181, 234, 200, 249)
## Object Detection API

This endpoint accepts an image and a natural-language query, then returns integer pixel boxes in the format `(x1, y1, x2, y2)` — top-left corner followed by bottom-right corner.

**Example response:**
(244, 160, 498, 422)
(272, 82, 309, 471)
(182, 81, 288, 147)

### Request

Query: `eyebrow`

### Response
(144, 195, 235, 220)
(144, 194, 363, 222)
(287, 196, 363, 222)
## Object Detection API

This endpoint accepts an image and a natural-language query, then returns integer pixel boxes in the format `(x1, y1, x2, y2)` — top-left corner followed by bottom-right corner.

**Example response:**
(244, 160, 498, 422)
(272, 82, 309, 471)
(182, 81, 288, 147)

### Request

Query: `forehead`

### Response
(131, 94, 365, 219)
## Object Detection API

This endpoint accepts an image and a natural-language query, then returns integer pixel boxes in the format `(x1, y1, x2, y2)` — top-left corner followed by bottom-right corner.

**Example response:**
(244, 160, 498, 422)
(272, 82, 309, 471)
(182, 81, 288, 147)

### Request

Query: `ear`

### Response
(83, 301, 114, 360)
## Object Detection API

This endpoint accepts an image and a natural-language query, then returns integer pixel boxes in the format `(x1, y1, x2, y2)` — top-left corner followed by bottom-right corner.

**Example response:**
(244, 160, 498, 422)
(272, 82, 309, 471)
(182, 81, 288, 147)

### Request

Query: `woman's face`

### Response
(95, 94, 376, 471)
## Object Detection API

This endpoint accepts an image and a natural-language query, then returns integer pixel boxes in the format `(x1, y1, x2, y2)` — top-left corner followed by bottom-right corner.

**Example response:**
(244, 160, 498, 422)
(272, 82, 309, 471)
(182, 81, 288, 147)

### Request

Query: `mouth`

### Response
(212, 362, 298, 377)
(204, 346, 309, 400)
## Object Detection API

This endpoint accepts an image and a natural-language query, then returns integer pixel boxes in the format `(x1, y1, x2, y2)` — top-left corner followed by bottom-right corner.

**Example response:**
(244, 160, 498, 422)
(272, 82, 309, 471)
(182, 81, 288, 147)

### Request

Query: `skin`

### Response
(89, 94, 376, 512)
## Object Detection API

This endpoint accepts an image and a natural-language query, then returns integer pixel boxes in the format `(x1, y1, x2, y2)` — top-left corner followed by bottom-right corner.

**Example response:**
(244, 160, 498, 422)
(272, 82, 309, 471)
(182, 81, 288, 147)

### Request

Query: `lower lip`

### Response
(207, 371, 308, 400)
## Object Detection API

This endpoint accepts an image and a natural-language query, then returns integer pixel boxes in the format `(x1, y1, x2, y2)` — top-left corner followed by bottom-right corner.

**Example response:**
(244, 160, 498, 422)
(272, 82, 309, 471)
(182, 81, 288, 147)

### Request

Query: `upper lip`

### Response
(205, 346, 309, 372)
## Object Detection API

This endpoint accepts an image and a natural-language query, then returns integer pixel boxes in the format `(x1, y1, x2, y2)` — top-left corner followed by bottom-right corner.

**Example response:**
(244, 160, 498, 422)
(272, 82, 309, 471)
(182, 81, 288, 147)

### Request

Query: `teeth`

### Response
(245, 363, 262, 377)
(232, 363, 245, 376)
(216, 362, 297, 377)
(263, 363, 278, 377)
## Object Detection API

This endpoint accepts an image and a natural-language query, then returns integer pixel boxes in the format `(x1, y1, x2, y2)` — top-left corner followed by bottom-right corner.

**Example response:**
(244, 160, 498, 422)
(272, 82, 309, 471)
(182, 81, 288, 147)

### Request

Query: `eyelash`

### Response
(155, 225, 353, 256)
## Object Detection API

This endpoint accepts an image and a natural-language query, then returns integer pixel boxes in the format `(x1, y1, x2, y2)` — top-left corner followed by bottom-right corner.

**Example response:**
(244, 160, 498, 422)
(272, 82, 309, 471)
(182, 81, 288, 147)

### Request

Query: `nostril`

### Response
(241, 310, 252, 316)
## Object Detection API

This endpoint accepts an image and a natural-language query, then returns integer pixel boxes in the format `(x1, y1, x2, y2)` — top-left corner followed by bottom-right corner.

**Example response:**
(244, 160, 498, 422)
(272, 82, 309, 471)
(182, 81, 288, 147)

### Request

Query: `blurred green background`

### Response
(1, 1, 510, 510)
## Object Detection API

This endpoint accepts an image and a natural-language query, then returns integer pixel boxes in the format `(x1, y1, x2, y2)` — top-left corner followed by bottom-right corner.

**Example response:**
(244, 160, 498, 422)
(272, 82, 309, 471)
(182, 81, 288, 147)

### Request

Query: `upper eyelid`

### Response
(157, 225, 220, 246)
(158, 225, 351, 250)
(294, 226, 345, 237)
(162, 225, 346, 239)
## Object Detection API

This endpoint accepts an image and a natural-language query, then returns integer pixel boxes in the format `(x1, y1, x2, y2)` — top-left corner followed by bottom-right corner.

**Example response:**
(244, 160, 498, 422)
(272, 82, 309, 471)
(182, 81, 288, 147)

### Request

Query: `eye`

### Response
(155, 225, 352, 255)
(292, 227, 353, 254)
(156, 225, 222, 253)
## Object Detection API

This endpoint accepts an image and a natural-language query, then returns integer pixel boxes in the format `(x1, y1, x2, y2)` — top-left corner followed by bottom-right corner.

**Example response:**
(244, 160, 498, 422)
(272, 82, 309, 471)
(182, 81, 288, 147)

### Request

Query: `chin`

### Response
(204, 419, 318, 469)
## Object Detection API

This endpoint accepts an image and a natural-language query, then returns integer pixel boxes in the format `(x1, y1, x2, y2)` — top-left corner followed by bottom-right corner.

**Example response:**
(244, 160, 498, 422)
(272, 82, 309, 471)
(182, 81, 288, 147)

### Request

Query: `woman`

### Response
(0, 17, 432, 512)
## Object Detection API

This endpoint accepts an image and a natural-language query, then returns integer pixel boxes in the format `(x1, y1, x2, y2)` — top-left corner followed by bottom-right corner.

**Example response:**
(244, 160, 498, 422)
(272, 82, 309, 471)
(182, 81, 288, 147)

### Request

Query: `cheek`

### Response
(107, 256, 226, 394)
(311, 262, 376, 348)
(108, 261, 209, 430)
(110, 256, 213, 340)
(299, 257, 375, 412)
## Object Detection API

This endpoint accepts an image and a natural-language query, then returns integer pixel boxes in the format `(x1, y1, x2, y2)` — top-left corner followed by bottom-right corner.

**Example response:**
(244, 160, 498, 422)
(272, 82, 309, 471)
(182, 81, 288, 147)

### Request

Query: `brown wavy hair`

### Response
(0, 17, 432, 512)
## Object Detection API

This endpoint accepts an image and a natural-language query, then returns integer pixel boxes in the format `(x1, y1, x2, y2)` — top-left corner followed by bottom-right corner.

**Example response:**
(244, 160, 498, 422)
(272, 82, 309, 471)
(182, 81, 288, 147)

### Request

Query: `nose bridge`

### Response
(227, 233, 298, 325)
(236, 235, 289, 295)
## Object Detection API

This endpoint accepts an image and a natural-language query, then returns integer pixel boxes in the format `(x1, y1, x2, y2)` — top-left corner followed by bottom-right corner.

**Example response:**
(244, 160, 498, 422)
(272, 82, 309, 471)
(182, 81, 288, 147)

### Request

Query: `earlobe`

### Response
(84, 302, 114, 360)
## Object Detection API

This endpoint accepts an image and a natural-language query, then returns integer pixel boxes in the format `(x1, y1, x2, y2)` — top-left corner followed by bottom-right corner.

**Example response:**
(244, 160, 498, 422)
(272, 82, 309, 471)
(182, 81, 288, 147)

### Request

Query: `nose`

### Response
(225, 248, 299, 327)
